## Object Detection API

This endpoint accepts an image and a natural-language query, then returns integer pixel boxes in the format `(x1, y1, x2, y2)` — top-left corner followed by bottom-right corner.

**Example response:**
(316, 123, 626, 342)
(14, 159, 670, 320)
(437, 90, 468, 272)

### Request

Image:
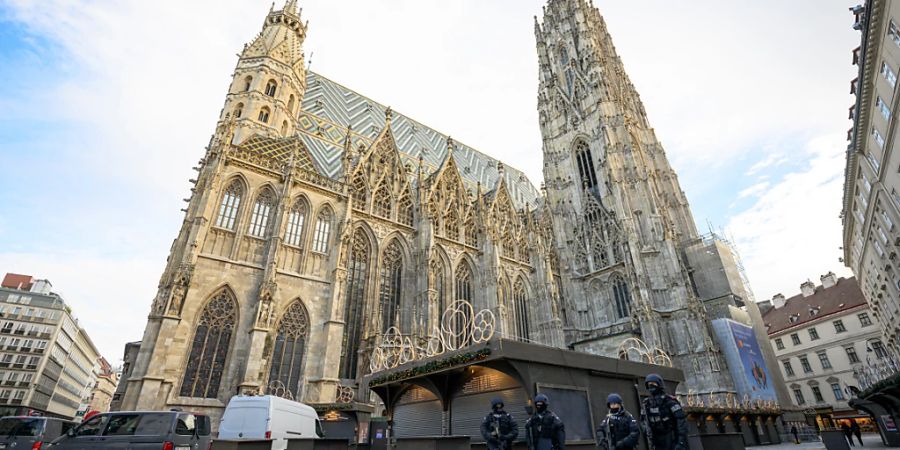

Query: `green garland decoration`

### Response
(369, 347, 492, 387)
(311, 403, 355, 412)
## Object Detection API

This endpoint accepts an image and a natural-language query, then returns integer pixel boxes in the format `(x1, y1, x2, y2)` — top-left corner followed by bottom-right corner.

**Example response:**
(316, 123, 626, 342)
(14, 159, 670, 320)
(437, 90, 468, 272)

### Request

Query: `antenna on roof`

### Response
(307, 51, 314, 71)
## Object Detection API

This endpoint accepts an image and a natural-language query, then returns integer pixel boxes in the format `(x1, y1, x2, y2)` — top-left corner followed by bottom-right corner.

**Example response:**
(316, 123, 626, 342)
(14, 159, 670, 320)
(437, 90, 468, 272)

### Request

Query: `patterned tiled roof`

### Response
(297, 72, 542, 209)
(762, 277, 866, 335)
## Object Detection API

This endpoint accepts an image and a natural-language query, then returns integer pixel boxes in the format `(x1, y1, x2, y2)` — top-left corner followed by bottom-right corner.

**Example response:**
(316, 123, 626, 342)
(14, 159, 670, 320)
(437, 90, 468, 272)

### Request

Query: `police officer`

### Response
(641, 374, 688, 450)
(525, 393, 565, 450)
(480, 397, 519, 450)
(597, 393, 639, 450)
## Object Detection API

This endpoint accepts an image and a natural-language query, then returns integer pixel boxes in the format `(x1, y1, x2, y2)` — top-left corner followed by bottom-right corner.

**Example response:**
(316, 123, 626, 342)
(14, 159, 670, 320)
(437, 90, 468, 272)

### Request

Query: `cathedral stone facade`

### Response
(122, 0, 748, 422)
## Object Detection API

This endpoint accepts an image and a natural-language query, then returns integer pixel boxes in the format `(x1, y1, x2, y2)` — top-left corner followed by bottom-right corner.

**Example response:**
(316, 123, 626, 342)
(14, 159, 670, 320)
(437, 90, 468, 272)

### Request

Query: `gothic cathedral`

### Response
(121, 0, 740, 421)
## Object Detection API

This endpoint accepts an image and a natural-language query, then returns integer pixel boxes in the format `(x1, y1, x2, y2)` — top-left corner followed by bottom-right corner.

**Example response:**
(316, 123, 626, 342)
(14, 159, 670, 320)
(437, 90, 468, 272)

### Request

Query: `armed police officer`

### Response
(480, 397, 519, 450)
(597, 393, 639, 450)
(641, 374, 688, 450)
(525, 394, 565, 450)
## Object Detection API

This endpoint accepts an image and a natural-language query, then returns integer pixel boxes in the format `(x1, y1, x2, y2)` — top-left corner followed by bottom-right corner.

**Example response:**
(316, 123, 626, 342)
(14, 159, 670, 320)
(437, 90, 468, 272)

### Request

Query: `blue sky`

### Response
(0, 0, 860, 362)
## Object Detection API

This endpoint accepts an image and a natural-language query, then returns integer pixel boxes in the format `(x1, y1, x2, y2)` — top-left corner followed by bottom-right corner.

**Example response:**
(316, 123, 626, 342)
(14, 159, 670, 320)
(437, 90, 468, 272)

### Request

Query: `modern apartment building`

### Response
(760, 274, 884, 427)
(86, 357, 118, 413)
(0, 273, 101, 419)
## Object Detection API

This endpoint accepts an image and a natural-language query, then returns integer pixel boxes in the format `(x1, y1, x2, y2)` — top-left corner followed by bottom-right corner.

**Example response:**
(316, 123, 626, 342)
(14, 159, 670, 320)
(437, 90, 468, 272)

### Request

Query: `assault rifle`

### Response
(634, 383, 655, 450)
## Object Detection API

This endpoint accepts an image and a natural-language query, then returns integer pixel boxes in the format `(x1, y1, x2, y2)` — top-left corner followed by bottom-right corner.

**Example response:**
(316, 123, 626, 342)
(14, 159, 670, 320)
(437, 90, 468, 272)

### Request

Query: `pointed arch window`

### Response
(560, 46, 574, 96)
(243, 76, 252, 92)
(518, 236, 530, 263)
(464, 215, 478, 247)
(287, 94, 296, 113)
(378, 241, 403, 333)
(216, 180, 243, 230)
(267, 300, 309, 399)
(351, 173, 368, 210)
(373, 183, 393, 219)
(455, 261, 473, 302)
(265, 79, 277, 97)
(180, 289, 236, 398)
(513, 278, 530, 341)
(574, 141, 598, 191)
(312, 208, 332, 253)
(281, 121, 289, 136)
(248, 189, 275, 237)
(444, 207, 460, 240)
(398, 194, 414, 226)
(502, 231, 516, 258)
(340, 230, 370, 379)
(612, 275, 631, 319)
(258, 107, 271, 123)
(284, 199, 307, 247)
(234, 103, 244, 119)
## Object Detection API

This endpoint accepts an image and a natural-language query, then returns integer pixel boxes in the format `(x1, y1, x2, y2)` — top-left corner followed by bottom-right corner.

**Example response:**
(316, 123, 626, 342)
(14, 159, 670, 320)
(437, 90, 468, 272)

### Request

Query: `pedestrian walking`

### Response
(850, 419, 863, 447)
(596, 393, 638, 450)
(641, 374, 688, 450)
(790, 425, 799, 444)
(481, 397, 519, 450)
(841, 422, 855, 447)
(525, 394, 565, 450)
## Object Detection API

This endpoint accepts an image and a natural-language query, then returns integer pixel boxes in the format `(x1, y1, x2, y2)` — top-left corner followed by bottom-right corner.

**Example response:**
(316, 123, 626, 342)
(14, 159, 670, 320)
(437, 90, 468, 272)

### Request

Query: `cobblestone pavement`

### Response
(748, 434, 898, 450)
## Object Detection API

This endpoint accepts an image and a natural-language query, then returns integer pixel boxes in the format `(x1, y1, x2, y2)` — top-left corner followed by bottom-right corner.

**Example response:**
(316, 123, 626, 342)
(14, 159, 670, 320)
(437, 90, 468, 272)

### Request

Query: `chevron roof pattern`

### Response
(297, 72, 542, 209)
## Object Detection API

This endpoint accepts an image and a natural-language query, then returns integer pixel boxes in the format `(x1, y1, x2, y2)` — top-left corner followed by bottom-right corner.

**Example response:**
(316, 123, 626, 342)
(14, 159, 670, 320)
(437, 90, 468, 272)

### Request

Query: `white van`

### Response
(218, 395, 324, 450)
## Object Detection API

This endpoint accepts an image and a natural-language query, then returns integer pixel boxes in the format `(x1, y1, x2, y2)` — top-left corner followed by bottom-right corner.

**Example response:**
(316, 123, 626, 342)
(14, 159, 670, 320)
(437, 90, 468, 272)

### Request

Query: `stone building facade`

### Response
(121, 0, 766, 422)
(760, 274, 884, 423)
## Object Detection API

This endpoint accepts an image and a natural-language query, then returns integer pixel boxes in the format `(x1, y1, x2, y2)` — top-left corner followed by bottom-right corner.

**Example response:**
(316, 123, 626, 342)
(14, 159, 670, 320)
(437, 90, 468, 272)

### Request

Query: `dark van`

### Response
(0, 416, 76, 449)
(48, 411, 211, 449)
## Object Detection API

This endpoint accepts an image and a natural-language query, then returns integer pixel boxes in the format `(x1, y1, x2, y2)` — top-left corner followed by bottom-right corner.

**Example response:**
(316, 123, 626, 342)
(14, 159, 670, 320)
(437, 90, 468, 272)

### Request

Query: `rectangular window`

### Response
(890, 20, 900, 48)
(775, 338, 784, 350)
(818, 351, 832, 369)
(793, 388, 805, 405)
(877, 96, 893, 120)
(868, 150, 881, 173)
(872, 340, 889, 359)
(312, 216, 331, 253)
(873, 128, 886, 149)
(875, 239, 886, 257)
(247, 200, 272, 238)
(284, 208, 306, 247)
(808, 328, 820, 341)
(846, 345, 861, 363)
(832, 383, 845, 401)
(791, 333, 801, 346)
(883, 209, 895, 231)
(812, 386, 824, 403)
(859, 312, 873, 327)
(834, 320, 847, 333)
(800, 356, 813, 373)
(883, 61, 899, 87)
(862, 172, 872, 193)
(782, 360, 795, 376)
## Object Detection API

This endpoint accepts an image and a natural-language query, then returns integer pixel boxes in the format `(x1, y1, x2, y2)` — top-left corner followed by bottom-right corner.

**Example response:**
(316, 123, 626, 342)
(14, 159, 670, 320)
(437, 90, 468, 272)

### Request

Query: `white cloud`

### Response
(738, 181, 771, 199)
(746, 154, 789, 177)
(727, 133, 854, 300)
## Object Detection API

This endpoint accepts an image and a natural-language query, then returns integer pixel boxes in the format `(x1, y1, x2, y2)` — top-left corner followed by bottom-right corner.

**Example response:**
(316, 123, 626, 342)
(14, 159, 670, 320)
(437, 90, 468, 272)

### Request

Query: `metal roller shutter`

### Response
(450, 368, 528, 442)
(393, 386, 443, 437)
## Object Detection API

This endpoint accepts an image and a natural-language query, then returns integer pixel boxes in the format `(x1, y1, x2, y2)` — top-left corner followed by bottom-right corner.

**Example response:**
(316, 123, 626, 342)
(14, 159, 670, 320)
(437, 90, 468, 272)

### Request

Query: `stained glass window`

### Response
(216, 180, 243, 230)
(455, 261, 473, 301)
(513, 278, 530, 341)
(284, 200, 307, 247)
(268, 300, 309, 399)
(378, 241, 403, 333)
(248, 189, 275, 237)
(180, 289, 236, 398)
(464, 215, 478, 247)
(340, 230, 370, 379)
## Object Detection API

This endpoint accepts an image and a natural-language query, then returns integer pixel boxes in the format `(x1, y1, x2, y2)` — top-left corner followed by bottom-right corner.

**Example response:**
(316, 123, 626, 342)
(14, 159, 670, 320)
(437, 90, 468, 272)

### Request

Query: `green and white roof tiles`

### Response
(296, 72, 542, 210)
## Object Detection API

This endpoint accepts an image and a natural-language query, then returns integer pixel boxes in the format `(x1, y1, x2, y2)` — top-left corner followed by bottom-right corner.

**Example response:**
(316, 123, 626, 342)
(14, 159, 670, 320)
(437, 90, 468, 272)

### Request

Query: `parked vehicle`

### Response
(218, 395, 324, 450)
(0, 416, 76, 450)
(47, 410, 211, 449)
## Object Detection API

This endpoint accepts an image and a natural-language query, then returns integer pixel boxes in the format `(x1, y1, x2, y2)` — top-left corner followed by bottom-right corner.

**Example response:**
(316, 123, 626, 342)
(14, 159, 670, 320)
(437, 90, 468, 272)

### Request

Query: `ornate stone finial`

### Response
(385, 106, 393, 126)
(284, 0, 299, 14)
(497, 161, 505, 176)
(446, 136, 454, 156)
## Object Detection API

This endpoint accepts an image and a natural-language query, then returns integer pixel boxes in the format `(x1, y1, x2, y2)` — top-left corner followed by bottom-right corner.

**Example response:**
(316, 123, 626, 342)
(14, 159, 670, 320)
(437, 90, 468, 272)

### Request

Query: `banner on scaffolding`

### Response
(712, 318, 778, 402)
